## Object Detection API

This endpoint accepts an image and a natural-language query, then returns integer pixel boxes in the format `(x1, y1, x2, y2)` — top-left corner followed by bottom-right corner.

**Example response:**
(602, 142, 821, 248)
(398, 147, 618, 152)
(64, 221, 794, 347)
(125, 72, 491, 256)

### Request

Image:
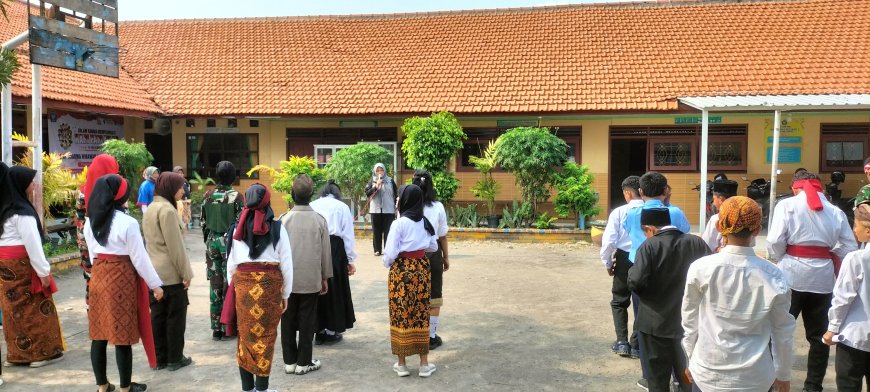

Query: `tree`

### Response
(325, 143, 393, 214)
(248, 156, 326, 205)
(554, 163, 602, 227)
(0, 1, 20, 88)
(100, 139, 154, 201)
(401, 111, 466, 202)
(493, 127, 568, 214)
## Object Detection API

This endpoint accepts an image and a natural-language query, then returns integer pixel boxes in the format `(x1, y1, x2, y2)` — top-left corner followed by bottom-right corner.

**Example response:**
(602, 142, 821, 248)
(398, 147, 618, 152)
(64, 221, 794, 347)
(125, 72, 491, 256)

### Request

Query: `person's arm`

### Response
(833, 212, 859, 261)
(425, 232, 439, 253)
(599, 208, 621, 268)
(276, 226, 294, 298)
(437, 203, 450, 269)
(680, 264, 702, 362)
(160, 207, 193, 284)
(382, 219, 403, 267)
(226, 239, 239, 286)
(766, 203, 789, 261)
(200, 191, 211, 241)
(365, 180, 377, 197)
(827, 253, 860, 336)
(770, 288, 796, 383)
(126, 219, 163, 289)
(341, 204, 357, 264)
(674, 208, 691, 233)
(83, 218, 97, 264)
(627, 243, 652, 294)
(319, 218, 334, 280)
(17, 216, 51, 278)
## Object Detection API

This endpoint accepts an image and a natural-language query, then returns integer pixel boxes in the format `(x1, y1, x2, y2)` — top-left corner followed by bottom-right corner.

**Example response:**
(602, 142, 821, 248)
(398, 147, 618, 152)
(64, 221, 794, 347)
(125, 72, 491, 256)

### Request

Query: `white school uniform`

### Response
(310, 195, 357, 263)
(382, 217, 438, 268)
(83, 212, 163, 289)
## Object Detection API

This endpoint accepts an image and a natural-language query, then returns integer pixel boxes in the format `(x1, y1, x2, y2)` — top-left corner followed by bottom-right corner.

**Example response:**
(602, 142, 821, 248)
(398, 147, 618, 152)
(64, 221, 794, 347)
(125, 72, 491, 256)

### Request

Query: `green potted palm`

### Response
(469, 141, 501, 228)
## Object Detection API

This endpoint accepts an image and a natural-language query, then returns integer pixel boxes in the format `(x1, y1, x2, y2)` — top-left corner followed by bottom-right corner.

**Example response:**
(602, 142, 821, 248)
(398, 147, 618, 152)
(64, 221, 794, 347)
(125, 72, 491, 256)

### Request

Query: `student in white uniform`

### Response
(599, 175, 643, 358)
(84, 174, 164, 392)
(411, 170, 450, 350)
(700, 179, 738, 253)
(823, 201, 870, 391)
(767, 170, 857, 392)
(309, 180, 357, 344)
(683, 196, 795, 392)
(0, 164, 65, 370)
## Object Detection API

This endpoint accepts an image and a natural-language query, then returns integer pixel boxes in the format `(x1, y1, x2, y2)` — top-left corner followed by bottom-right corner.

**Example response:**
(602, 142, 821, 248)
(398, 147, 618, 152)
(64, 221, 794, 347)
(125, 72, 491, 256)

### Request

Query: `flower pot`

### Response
(486, 215, 501, 228)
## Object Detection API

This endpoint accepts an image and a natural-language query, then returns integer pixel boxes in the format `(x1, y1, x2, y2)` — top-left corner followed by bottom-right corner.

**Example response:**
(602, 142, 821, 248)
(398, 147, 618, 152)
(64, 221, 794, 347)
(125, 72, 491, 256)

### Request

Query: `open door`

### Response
(609, 138, 647, 212)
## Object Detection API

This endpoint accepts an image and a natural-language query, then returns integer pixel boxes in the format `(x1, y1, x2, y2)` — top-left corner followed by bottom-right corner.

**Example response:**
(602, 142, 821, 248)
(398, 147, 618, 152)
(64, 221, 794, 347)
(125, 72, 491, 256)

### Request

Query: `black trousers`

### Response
(632, 292, 648, 379)
(281, 292, 319, 366)
(240, 367, 269, 391)
(789, 290, 832, 391)
(611, 249, 637, 347)
(371, 213, 395, 253)
(638, 331, 690, 392)
(836, 343, 870, 392)
(150, 283, 189, 365)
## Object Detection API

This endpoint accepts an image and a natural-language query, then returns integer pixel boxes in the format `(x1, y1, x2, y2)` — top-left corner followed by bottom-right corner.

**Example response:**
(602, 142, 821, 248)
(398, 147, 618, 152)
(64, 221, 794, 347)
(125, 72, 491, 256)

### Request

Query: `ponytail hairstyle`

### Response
(320, 179, 342, 199)
(411, 169, 436, 207)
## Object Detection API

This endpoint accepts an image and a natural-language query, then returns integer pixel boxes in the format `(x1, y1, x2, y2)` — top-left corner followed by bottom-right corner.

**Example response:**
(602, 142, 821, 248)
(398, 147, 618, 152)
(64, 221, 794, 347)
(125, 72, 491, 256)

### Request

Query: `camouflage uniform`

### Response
(202, 184, 243, 336)
(855, 184, 870, 207)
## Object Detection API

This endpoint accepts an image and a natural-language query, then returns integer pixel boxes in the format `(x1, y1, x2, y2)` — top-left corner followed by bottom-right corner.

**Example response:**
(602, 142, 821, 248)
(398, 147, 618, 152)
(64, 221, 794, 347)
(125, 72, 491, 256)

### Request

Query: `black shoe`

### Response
(128, 382, 147, 392)
(152, 363, 166, 370)
(630, 347, 641, 359)
(611, 341, 631, 357)
(315, 332, 343, 345)
(167, 356, 192, 371)
(429, 335, 443, 350)
(212, 331, 223, 341)
(801, 388, 823, 392)
(636, 379, 649, 391)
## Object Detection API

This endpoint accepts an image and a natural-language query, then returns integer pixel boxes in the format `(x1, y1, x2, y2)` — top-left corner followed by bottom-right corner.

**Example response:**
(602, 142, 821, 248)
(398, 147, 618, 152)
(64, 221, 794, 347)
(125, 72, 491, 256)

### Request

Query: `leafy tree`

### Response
(554, 163, 601, 227)
(12, 133, 79, 220)
(494, 127, 568, 214)
(248, 156, 326, 205)
(100, 139, 154, 201)
(401, 111, 466, 202)
(325, 143, 393, 213)
(0, 1, 19, 88)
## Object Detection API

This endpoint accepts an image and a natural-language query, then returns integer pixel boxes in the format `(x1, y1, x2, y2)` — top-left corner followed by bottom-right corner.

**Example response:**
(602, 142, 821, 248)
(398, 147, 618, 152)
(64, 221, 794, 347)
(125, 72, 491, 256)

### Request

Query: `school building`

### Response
(2, 0, 870, 220)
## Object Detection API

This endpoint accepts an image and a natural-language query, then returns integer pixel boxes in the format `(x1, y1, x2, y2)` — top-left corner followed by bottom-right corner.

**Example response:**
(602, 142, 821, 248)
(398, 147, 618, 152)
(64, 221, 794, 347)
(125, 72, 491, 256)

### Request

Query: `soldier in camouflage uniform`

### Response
(855, 157, 870, 207)
(202, 161, 244, 340)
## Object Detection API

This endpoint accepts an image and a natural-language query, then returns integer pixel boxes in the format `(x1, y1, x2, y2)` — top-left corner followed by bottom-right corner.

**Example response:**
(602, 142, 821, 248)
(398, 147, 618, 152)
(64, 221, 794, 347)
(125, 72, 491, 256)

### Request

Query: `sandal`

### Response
(97, 383, 116, 392)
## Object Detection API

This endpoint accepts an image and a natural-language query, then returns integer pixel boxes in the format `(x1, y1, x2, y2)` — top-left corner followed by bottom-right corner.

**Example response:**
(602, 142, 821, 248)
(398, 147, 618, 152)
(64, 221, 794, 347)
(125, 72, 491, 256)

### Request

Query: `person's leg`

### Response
(254, 375, 269, 391)
(166, 285, 189, 364)
(835, 343, 865, 392)
(372, 214, 384, 254)
(632, 293, 648, 378)
(281, 293, 301, 366)
(802, 292, 832, 391)
(239, 367, 255, 391)
(672, 337, 691, 392)
(611, 252, 631, 347)
(297, 293, 318, 366)
(91, 340, 109, 387)
(382, 213, 396, 250)
(150, 287, 168, 367)
(429, 247, 444, 343)
(638, 332, 670, 392)
(116, 345, 132, 389)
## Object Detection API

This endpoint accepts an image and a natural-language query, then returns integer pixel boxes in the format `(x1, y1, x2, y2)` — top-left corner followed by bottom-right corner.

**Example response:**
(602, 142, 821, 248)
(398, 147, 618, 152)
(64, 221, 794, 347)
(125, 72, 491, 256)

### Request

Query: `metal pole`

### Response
(31, 64, 43, 226)
(699, 109, 709, 232)
(2, 31, 29, 166)
(768, 110, 781, 230)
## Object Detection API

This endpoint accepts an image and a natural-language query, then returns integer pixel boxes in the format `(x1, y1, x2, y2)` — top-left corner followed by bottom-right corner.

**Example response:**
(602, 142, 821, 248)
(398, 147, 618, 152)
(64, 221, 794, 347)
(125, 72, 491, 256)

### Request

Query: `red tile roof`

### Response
(1, 1, 161, 115)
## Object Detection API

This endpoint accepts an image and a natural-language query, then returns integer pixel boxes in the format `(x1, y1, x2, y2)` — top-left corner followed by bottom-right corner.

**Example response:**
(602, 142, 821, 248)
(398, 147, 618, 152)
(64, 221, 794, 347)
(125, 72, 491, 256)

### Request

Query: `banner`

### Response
(764, 117, 804, 164)
(48, 111, 124, 171)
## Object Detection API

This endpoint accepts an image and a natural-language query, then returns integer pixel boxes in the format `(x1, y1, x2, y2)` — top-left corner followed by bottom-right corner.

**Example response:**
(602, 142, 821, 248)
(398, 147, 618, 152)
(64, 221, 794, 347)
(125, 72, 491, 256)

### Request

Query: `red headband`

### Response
(793, 179, 824, 211)
(114, 179, 128, 201)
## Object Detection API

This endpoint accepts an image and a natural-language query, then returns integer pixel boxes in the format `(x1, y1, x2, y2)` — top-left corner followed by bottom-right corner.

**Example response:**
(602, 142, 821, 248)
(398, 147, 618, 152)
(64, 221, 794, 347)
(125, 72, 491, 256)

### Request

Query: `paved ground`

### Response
(1, 231, 835, 391)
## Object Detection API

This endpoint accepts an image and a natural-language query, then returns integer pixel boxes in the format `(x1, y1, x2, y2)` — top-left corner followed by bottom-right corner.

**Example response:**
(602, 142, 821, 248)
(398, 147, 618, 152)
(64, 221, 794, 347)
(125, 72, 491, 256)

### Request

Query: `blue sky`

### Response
(118, 0, 634, 21)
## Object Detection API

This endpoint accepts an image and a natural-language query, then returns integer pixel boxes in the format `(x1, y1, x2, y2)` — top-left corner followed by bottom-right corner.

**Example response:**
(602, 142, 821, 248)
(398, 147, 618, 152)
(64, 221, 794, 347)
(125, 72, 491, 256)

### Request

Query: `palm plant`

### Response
(12, 133, 81, 219)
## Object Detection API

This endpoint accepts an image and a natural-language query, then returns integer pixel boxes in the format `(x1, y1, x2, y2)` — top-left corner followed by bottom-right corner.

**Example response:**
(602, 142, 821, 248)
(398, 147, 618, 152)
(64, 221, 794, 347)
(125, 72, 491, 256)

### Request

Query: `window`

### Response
(228, 118, 238, 128)
(707, 135, 747, 171)
(649, 137, 696, 171)
(458, 128, 501, 171)
(820, 124, 870, 172)
(187, 133, 259, 179)
(612, 125, 747, 172)
(249, 119, 259, 128)
(314, 142, 398, 171)
(206, 119, 216, 128)
(144, 119, 153, 129)
(185, 119, 195, 128)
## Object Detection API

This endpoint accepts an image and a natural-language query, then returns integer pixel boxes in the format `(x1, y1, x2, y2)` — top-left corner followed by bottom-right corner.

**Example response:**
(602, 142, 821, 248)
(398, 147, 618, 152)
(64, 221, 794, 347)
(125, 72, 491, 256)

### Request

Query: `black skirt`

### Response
(317, 235, 356, 333)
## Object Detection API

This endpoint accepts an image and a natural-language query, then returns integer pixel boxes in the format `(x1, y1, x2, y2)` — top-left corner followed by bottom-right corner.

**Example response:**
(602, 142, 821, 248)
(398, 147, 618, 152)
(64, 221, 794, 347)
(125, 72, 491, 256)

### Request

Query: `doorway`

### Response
(609, 139, 647, 212)
(144, 133, 174, 173)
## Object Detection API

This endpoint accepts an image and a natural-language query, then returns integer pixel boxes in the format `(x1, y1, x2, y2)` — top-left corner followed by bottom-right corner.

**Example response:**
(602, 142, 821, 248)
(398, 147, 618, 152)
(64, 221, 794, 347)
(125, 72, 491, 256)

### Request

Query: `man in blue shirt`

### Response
(624, 172, 691, 263)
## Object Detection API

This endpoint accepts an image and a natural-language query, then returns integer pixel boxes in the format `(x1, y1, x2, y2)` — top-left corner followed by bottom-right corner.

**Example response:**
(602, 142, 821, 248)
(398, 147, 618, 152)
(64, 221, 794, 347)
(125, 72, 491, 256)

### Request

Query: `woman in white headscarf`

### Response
(364, 163, 397, 256)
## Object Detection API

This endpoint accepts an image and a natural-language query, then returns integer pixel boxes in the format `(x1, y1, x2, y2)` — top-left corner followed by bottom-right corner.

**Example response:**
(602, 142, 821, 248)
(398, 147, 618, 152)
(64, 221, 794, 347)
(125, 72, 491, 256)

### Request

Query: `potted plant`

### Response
(469, 141, 501, 228)
(554, 163, 602, 229)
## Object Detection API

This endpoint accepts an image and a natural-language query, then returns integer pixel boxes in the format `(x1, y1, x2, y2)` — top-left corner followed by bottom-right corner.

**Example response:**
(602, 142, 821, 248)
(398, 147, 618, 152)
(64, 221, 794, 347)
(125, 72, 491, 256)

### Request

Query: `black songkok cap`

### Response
(640, 207, 671, 227)
(712, 179, 738, 197)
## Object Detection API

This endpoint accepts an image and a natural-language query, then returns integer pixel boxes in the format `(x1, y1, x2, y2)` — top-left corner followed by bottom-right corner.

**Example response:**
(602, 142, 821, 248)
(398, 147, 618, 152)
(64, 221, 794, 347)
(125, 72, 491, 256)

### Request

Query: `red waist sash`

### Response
(0, 245, 58, 297)
(786, 245, 842, 277)
(220, 263, 280, 338)
(95, 253, 157, 369)
(398, 250, 426, 259)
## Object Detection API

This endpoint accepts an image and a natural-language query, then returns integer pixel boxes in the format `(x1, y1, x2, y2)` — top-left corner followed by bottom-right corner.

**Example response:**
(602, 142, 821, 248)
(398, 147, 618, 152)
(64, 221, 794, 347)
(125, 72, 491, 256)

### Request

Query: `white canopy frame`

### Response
(679, 94, 870, 231)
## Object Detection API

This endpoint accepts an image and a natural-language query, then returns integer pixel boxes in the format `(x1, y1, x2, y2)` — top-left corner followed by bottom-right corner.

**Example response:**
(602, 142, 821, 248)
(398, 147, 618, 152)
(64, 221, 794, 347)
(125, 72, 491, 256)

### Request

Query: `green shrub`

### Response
(100, 139, 154, 202)
(449, 204, 479, 228)
(534, 212, 558, 229)
(554, 163, 602, 227)
(401, 111, 467, 202)
(499, 200, 533, 229)
(248, 156, 326, 205)
(494, 127, 568, 214)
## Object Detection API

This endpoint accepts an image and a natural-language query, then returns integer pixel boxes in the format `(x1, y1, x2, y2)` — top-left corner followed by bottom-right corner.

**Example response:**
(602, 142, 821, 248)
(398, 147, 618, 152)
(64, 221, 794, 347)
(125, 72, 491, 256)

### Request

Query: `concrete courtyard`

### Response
(0, 231, 834, 391)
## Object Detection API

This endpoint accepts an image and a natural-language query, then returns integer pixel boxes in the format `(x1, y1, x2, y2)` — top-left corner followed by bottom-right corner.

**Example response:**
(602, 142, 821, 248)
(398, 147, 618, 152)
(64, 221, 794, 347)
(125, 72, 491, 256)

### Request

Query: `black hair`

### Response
(639, 172, 668, 198)
(319, 179, 342, 199)
(621, 175, 640, 197)
(793, 170, 820, 182)
(729, 228, 754, 239)
(864, 157, 870, 166)
(411, 169, 437, 206)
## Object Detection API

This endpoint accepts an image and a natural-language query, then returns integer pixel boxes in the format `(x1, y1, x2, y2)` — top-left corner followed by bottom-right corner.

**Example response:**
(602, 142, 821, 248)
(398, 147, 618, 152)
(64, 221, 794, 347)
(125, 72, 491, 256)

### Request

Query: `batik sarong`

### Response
(388, 254, 431, 357)
(232, 263, 283, 377)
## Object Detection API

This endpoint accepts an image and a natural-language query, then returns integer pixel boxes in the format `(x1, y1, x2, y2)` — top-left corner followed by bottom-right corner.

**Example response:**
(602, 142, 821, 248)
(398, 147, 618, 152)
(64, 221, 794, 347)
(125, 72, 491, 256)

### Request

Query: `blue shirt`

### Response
(624, 199, 691, 263)
(137, 179, 155, 207)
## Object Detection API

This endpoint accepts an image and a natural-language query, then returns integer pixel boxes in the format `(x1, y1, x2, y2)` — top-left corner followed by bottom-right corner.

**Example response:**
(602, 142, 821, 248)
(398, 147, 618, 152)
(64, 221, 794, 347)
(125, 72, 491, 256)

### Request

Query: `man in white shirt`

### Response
(767, 170, 858, 392)
(600, 176, 644, 358)
(701, 179, 738, 253)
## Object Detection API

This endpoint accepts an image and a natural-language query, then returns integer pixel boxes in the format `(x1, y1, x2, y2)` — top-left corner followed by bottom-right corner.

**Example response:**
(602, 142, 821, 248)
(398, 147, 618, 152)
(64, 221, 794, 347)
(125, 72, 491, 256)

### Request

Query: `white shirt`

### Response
(83, 213, 163, 289)
(682, 246, 795, 392)
(701, 214, 722, 253)
(599, 199, 643, 268)
(767, 191, 857, 293)
(382, 216, 438, 268)
(227, 225, 294, 299)
(423, 201, 449, 238)
(827, 248, 870, 352)
(310, 195, 357, 263)
(0, 215, 51, 278)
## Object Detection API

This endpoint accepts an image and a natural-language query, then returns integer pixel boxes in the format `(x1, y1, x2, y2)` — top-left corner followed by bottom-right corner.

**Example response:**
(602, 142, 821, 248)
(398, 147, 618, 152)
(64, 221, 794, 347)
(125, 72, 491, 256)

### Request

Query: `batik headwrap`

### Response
(82, 154, 119, 209)
(233, 184, 280, 258)
(717, 196, 763, 236)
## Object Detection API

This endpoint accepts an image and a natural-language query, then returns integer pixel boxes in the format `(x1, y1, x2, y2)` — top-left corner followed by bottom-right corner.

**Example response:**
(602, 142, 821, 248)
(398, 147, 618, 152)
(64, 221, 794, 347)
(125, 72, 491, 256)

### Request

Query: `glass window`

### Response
(707, 136, 746, 171)
(820, 124, 870, 172)
(649, 137, 696, 171)
(187, 133, 258, 179)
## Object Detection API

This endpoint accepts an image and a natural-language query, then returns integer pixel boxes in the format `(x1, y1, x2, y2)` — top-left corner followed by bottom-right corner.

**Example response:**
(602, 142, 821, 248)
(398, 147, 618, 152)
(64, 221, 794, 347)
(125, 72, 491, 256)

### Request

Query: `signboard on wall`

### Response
(764, 117, 804, 164)
(48, 111, 124, 170)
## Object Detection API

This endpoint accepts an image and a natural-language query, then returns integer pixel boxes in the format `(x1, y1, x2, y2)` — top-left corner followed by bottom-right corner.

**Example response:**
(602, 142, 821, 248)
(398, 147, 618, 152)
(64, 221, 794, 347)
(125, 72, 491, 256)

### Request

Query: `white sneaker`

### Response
(30, 355, 63, 368)
(392, 362, 410, 377)
(284, 364, 296, 374)
(294, 359, 321, 375)
(418, 363, 436, 377)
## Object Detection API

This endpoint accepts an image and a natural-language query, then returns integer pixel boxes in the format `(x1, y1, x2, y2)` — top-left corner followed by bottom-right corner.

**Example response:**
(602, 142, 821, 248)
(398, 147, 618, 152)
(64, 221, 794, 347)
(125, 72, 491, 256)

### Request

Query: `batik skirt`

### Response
(388, 255, 431, 357)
